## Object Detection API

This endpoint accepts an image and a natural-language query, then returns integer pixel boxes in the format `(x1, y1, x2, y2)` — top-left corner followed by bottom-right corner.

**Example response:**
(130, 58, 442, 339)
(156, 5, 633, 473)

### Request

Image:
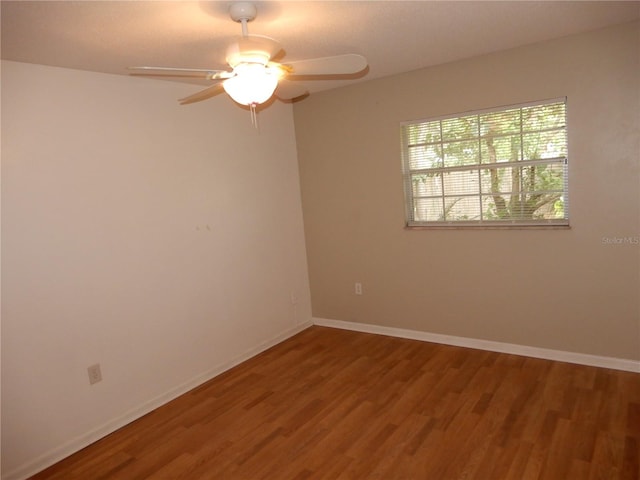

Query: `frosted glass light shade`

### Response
(223, 63, 278, 106)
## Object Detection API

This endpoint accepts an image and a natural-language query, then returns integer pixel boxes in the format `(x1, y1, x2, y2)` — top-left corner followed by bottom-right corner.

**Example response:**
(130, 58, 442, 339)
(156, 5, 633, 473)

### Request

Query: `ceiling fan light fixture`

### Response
(223, 63, 279, 106)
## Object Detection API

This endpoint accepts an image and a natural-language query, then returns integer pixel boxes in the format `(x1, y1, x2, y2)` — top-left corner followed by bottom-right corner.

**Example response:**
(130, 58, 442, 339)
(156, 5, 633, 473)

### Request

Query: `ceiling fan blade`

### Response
(179, 82, 226, 105)
(274, 79, 309, 101)
(129, 66, 232, 80)
(285, 54, 367, 76)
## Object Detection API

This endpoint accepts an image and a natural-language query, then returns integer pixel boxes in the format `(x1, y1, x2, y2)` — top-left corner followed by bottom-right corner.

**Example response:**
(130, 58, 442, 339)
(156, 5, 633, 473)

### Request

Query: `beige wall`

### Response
(294, 22, 640, 360)
(1, 61, 311, 478)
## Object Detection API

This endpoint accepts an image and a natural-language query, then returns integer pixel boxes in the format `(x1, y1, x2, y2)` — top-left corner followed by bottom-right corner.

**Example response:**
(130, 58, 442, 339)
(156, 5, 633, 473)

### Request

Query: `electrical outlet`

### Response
(355, 282, 363, 295)
(87, 364, 102, 385)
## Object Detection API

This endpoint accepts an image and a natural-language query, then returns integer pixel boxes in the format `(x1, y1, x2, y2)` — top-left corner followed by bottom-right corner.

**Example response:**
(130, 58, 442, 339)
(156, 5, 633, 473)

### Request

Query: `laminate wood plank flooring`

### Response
(29, 326, 640, 479)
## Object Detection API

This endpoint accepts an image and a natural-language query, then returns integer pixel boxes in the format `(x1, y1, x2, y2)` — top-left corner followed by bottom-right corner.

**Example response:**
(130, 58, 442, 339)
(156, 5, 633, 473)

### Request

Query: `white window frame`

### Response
(401, 98, 569, 228)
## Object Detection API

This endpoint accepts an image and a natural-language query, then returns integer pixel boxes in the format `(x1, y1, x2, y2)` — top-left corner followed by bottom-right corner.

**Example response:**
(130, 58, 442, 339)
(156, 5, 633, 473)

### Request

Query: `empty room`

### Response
(1, 1, 639, 479)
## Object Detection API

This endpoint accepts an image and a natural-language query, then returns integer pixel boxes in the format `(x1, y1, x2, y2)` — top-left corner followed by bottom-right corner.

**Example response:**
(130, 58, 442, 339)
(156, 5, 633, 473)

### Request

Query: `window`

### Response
(401, 98, 568, 227)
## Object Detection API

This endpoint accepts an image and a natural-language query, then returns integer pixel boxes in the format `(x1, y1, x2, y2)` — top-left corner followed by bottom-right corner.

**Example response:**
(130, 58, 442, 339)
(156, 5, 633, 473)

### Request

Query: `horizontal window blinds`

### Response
(401, 98, 568, 226)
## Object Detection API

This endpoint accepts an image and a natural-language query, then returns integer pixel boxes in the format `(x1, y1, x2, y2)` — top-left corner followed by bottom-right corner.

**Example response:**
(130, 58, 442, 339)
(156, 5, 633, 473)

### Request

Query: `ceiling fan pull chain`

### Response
(250, 103, 259, 129)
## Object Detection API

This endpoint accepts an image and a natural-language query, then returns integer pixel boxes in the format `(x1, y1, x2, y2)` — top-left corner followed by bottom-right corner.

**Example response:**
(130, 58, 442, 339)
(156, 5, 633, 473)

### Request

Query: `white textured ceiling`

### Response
(2, 1, 639, 96)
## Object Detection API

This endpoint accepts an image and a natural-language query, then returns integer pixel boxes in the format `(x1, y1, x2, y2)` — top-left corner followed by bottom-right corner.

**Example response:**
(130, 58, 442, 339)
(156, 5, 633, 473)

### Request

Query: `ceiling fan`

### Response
(129, 2, 367, 118)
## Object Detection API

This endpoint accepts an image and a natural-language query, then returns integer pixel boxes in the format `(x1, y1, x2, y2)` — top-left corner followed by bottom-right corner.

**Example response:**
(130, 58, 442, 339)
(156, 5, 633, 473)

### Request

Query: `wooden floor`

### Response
(31, 326, 640, 479)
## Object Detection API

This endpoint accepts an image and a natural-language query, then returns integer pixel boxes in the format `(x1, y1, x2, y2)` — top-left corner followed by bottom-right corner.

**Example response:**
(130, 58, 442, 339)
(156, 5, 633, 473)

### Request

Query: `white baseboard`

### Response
(3, 321, 313, 480)
(313, 317, 640, 373)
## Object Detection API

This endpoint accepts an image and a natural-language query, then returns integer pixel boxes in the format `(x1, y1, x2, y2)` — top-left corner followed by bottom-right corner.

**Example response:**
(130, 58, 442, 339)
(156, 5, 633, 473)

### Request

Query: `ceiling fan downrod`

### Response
(229, 2, 257, 37)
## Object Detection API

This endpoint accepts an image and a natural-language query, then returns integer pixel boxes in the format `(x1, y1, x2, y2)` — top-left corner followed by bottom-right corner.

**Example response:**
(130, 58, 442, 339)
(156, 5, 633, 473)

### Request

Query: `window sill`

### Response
(405, 224, 571, 231)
